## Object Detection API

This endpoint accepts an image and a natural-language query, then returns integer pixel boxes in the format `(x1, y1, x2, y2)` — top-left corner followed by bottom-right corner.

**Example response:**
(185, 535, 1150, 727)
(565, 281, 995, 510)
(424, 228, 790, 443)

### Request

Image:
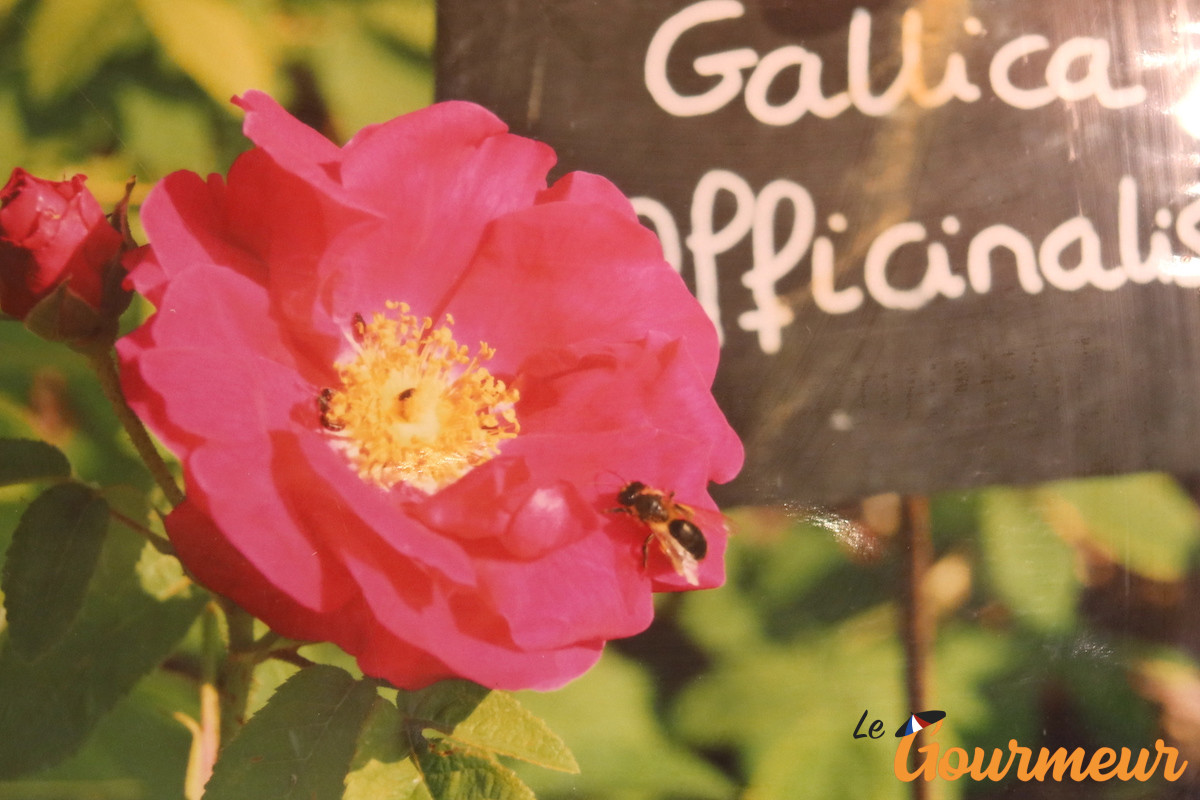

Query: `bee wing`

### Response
(654, 528, 701, 586)
(673, 501, 696, 520)
(685, 504, 733, 540)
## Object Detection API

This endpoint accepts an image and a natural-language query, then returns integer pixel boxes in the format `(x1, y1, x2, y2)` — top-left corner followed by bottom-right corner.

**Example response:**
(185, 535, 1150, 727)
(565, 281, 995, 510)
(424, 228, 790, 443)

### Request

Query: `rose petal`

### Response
(445, 199, 718, 378)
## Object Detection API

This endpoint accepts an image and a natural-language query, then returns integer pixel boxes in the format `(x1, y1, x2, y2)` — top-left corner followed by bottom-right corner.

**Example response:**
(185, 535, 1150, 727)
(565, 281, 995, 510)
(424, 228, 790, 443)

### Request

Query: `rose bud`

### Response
(0, 168, 129, 345)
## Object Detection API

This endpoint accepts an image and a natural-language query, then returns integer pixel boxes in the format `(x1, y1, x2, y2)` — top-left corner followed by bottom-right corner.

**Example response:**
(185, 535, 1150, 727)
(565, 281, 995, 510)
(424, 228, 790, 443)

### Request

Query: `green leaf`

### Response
(12, 669, 198, 799)
(399, 681, 577, 773)
(0, 396, 38, 441)
(0, 0, 21, 25)
(135, 0, 279, 111)
(361, 0, 436, 55)
(1042, 473, 1200, 581)
(243, 658, 302, 722)
(202, 665, 378, 800)
(114, 85, 219, 181)
(978, 488, 1080, 632)
(0, 439, 71, 487)
(748, 713, 907, 800)
(1, 482, 108, 659)
(348, 682, 567, 800)
(414, 744, 534, 800)
(0, 525, 206, 778)
(515, 652, 734, 799)
(306, 8, 433, 137)
(345, 698, 428, 800)
(673, 612, 906, 763)
(22, 0, 144, 102)
(674, 618, 1019, 800)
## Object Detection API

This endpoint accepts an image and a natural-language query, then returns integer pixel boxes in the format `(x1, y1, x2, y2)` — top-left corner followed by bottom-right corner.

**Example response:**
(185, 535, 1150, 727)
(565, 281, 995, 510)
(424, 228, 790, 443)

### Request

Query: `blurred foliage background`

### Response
(4, 0, 1200, 798)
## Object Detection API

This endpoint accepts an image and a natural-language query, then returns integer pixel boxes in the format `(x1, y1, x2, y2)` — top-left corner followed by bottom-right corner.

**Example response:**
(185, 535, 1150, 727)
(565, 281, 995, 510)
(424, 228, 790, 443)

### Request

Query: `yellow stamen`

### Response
(319, 302, 519, 493)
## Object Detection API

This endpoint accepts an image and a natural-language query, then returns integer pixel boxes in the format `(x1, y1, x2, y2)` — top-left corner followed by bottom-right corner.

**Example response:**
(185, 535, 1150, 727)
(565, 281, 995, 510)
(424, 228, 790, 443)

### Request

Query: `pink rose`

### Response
(0, 169, 123, 320)
(118, 92, 742, 690)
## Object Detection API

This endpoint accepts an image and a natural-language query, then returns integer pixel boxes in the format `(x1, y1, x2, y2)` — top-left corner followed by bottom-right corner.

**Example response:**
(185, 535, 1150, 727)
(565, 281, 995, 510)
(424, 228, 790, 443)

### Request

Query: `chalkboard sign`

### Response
(437, 0, 1200, 505)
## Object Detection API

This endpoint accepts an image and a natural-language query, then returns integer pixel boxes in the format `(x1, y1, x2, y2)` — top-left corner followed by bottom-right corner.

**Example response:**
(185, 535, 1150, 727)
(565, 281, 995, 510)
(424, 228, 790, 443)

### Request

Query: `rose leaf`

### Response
(412, 744, 535, 800)
(0, 523, 206, 778)
(135, 0, 279, 112)
(397, 679, 578, 774)
(344, 697, 427, 800)
(1, 482, 107, 659)
(203, 664, 379, 800)
(22, 0, 142, 103)
(1041, 473, 1200, 582)
(979, 487, 1080, 633)
(347, 689, 546, 800)
(0, 438, 71, 487)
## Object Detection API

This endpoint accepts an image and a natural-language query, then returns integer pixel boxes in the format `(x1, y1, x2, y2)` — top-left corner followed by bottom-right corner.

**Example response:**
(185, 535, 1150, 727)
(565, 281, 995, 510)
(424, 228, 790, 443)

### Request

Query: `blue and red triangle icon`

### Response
(895, 710, 946, 737)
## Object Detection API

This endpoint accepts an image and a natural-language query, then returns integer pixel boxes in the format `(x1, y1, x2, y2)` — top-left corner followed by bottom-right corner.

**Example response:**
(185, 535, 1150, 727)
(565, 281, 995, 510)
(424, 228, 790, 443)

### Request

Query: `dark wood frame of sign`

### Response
(437, 0, 1200, 506)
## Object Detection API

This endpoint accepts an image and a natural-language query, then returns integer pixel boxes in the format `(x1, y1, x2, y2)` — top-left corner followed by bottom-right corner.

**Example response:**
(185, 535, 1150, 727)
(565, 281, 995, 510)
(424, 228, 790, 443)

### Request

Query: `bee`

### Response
(610, 481, 707, 586)
(317, 387, 344, 431)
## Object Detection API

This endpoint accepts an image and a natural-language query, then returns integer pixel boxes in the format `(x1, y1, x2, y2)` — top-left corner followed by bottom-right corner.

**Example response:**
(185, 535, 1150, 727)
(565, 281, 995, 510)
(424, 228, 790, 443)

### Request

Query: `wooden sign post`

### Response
(438, 0, 1200, 504)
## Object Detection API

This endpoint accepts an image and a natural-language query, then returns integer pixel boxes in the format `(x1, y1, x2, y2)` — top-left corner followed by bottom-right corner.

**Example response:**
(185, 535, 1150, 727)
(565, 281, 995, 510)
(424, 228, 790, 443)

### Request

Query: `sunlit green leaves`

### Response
(415, 747, 535, 800)
(361, 0, 436, 55)
(114, 85, 221, 181)
(209, 667, 576, 800)
(347, 702, 540, 800)
(135, 0, 281, 111)
(675, 613, 907, 800)
(978, 488, 1079, 632)
(22, 0, 145, 103)
(305, 6, 433, 137)
(344, 698, 423, 800)
(1, 482, 108, 659)
(10, 669, 199, 799)
(399, 681, 577, 775)
(0, 522, 206, 778)
(1043, 473, 1200, 582)
(514, 653, 734, 800)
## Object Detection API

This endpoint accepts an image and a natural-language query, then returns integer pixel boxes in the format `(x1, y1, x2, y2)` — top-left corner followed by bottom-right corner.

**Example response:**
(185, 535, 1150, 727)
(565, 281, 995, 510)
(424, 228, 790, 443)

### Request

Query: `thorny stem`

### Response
(900, 495, 934, 800)
(86, 347, 185, 506)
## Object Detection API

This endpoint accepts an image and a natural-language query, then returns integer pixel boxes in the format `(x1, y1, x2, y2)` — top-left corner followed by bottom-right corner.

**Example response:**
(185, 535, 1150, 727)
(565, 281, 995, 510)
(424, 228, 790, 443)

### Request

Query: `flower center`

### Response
(318, 301, 519, 493)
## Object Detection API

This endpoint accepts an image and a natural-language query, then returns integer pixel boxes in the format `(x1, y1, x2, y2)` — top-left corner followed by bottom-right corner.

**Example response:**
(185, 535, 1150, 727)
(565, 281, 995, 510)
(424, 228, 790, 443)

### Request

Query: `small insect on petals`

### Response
(351, 312, 367, 344)
(318, 387, 345, 431)
(609, 481, 707, 585)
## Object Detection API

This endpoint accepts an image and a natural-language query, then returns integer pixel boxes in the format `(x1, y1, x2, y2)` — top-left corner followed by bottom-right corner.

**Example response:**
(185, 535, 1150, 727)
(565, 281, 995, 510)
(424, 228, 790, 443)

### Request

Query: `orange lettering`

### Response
(938, 747, 969, 780)
(1011, 740, 1036, 780)
(967, 746, 1015, 781)
(1086, 747, 1117, 781)
(1114, 746, 1159, 781)
(892, 727, 1185, 784)
(1157, 740, 1189, 781)
(893, 723, 943, 782)
(1029, 747, 1086, 781)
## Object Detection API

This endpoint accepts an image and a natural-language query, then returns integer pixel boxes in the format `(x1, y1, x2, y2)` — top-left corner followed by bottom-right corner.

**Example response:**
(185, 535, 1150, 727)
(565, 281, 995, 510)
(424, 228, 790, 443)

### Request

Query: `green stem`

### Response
(107, 506, 176, 557)
(218, 600, 258, 743)
(86, 347, 185, 506)
(197, 605, 222, 794)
